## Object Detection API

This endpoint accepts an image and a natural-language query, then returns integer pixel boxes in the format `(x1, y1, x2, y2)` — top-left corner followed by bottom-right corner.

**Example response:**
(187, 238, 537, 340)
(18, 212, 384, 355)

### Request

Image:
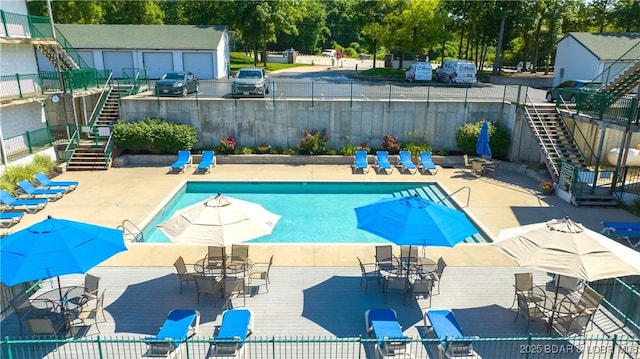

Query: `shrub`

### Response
(283, 148, 296, 155)
(112, 118, 197, 154)
(219, 135, 237, 154)
(241, 147, 253, 155)
(380, 134, 401, 154)
(341, 144, 358, 156)
(32, 154, 57, 173)
(455, 120, 510, 158)
(403, 143, 432, 157)
(271, 146, 284, 154)
(255, 142, 271, 154)
(297, 129, 329, 155)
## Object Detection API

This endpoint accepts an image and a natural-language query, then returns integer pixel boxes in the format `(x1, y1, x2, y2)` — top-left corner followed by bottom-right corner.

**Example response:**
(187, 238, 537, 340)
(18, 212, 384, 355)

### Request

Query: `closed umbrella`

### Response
(1, 216, 127, 303)
(355, 195, 478, 274)
(476, 121, 492, 157)
(493, 217, 640, 329)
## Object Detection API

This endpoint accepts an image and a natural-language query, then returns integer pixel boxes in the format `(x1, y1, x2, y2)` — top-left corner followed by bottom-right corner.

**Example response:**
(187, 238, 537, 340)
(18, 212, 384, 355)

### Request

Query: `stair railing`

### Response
(524, 95, 562, 178)
(435, 186, 470, 208)
(63, 130, 80, 166)
(102, 128, 115, 168)
(28, 15, 90, 69)
(87, 72, 114, 129)
(593, 40, 640, 87)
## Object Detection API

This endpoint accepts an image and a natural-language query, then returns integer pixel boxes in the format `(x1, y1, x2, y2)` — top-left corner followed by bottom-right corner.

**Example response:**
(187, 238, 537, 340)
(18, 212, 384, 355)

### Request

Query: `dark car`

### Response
(156, 72, 199, 97)
(232, 67, 270, 98)
(545, 80, 602, 103)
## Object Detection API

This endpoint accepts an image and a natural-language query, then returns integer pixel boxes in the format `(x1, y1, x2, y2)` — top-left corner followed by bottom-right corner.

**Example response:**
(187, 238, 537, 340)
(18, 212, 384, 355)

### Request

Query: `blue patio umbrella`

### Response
(354, 195, 478, 248)
(1, 216, 127, 287)
(476, 121, 492, 157)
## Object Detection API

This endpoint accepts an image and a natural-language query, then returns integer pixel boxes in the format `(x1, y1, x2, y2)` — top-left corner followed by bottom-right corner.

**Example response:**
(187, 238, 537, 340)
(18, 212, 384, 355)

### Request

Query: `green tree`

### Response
(101, 0, 164, 24)
(27, 0, 104, 24)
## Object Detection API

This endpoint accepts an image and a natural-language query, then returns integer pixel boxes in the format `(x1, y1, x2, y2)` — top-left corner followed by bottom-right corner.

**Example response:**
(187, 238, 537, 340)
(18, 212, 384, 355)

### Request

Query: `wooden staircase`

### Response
(96, 88, 120, 126)
(34, 43, 80, 71)
(66, 141, 112, 171)
(603, 61, 640, 102)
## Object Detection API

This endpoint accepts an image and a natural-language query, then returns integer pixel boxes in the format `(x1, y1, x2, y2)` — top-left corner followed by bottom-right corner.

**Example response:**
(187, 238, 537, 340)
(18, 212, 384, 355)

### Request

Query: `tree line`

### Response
(27, 0, 640, 73)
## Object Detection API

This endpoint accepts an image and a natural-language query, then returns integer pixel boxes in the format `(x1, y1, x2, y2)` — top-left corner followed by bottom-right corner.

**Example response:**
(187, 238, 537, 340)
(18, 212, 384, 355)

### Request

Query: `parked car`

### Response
(232, 67, 270, 98)
(436, 60, 477, 84)
(322, 49, 337, 57)
(405, 62, 433, 83)
(545, 80, 603, 103)
(156, 72, 198, 97)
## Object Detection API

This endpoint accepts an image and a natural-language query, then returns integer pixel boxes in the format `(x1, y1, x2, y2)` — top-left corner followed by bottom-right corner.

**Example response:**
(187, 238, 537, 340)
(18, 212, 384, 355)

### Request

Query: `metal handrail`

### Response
(592, 40, 640, 85)
(117, 219, 144, 243)
(87, 72, 113, 128)
(435, 186, 470, 208)
(524, 95, 561, 177)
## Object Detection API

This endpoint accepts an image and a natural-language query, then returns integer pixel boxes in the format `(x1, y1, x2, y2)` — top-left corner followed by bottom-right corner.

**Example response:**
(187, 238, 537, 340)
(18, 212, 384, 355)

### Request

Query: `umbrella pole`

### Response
(547, 275, 561, 333)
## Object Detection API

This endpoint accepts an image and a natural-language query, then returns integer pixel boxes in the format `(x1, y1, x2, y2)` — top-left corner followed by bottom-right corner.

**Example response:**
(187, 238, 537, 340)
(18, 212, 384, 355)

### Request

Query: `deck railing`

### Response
(1, 334, 638, 358)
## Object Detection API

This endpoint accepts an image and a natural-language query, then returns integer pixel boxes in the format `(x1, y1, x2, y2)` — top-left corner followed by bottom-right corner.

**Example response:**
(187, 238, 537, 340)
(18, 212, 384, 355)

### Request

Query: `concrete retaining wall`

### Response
(119, 98, 517, 153)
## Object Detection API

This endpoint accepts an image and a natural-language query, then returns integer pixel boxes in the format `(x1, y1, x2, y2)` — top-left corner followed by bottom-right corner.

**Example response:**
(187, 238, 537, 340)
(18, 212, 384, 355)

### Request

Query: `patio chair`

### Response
(356, 256, 380, 294)
(230, 244, 249, 264)
(223, 277, 246, 309)
(196, 150, 216, 174)
(398, 150, 418, 174)
(206, 246, 227, 275)
(364, 308, 411, 358)
(353, 150, 369, 173)
(173, 256, 198, 294)
(557, 286, 603, 325)
(511, 273, 544, 308)
(10, 295, 59, 336)
(424, 310, 481, 359)
(17, 180, 65, 201)
(483, 160, 501, 175)
(375, 151, 394, 174)
(471, 160, 484, 176)
(26, 317, 67, 338)
(514, 291, 548, 332)
(82, 273, 101, 302)
(207, 308, 254, 358)
(552, 310, 593, 337)
(71, 289, 106, 333)
(419, 151, 438, 175)
(407, 277, 433, 307)
(34, 172, 78, 192)
(0, 189, 48, 213)
(248, 255, 274, 294)
(170, 150, 192, 174)
(0, 211, 24, 228)
(430, 257, 447, 295)
(463, 154, 472, 173)
(384, 275, 409, 304)
(142, 309, 200, 358)
(195, 275, 222, 305)
(375, 245, 399, 278)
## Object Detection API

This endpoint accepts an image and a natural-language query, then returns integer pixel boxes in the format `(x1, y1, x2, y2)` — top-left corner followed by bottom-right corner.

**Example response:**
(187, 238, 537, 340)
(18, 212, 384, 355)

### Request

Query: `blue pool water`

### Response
(142, 181, 488, 244)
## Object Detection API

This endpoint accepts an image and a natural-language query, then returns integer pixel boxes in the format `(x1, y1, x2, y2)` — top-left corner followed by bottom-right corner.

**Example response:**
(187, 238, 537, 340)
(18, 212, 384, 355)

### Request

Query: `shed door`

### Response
(183, 52, 214, 79)
(143, 52, 174, 79)
(102, 51, 134, 79)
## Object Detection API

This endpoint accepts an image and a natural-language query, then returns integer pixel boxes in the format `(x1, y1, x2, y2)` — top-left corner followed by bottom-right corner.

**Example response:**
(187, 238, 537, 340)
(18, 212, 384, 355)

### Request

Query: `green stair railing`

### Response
(29, 15, 91, 70)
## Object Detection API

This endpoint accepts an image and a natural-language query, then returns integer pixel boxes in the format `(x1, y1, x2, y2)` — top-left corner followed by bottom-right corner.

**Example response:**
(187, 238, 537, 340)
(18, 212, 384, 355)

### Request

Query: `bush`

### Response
(341, 144, 358, 156)
(112, 118, 197, 154)
(219, 135, 237, 154)
(455, 120, 510, 158)
(297, 129, 329, 155)
(380, 134, 401, 155)
(0, 154, 55, 194)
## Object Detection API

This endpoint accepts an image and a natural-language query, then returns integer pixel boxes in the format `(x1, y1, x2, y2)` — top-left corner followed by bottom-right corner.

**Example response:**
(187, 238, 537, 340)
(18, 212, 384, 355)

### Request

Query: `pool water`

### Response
(142, 181, 488, 244)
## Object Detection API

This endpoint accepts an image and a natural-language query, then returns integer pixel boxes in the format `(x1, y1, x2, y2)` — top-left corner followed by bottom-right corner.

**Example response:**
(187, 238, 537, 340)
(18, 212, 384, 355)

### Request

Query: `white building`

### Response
(36, 24, 231, 79)
(553, 32, 640, 87)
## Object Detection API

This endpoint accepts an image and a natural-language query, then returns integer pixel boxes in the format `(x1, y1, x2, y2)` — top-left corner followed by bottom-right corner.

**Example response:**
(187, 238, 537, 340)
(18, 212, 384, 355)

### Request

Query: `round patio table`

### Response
(32, 286, 87, 313)
(194, 257, 225, 276)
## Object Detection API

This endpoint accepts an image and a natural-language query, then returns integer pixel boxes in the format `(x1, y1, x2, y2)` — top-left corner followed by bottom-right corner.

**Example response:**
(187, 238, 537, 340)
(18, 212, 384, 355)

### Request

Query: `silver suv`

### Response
(232, 67, 270, 98)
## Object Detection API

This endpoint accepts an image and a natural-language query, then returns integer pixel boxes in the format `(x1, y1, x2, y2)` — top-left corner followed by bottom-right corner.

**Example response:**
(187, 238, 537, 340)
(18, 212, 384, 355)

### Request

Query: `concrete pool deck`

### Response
(6, 161, 639, 268)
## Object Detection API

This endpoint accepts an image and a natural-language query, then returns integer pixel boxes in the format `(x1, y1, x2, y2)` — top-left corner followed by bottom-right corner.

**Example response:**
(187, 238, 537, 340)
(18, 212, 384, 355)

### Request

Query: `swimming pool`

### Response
(141, 181, 489, 244)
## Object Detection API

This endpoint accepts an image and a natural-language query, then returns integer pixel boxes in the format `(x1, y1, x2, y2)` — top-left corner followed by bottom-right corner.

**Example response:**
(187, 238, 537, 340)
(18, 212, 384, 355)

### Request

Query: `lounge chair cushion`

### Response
(376, 151, 393, 173)
(0, 190, 48, 213)
(143, 309, 200, 358)
(34, 172, 78, 191)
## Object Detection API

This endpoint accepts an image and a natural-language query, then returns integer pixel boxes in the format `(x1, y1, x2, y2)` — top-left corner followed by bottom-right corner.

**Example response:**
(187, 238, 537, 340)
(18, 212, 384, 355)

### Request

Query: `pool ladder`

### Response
(117, 219, 144, 242)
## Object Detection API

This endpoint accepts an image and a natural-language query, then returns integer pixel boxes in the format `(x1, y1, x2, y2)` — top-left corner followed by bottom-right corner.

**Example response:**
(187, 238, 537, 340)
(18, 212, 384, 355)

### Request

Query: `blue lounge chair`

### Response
(142, 309, 200, 358)
(170, 150, 192, 174)
(0, 211, 24, 227)
(600, 225, 640, 249)
(364, 308, 410, 358)
(207, 309, 254, 358)
(34, 172, 78, 192)
(0, 190, 47, 213)
(425, 309, 480, 358)
(353, 150, 369, 173)
(197, 151, 216, 174)
(17, 180, 65, 201)
(398, 151, 417, 174)
(601, 221, 640, 231)
(376, 151, 393, 174)
(419, 151, 438, 175)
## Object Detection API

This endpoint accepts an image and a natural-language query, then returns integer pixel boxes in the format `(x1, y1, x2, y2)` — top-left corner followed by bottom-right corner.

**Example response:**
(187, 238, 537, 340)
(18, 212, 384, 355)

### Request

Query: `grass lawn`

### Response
(230, 52, 310, 72)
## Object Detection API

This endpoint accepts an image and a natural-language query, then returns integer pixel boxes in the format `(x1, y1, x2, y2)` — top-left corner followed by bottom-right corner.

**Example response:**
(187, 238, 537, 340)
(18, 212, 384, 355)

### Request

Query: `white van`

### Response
(436, 60, 477, 84)
(405, 62, 433, 83)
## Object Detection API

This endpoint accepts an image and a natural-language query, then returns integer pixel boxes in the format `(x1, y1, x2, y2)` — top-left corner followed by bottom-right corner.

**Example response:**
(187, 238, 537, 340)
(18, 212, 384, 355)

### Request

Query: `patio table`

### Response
(31, 286, 86, 335)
